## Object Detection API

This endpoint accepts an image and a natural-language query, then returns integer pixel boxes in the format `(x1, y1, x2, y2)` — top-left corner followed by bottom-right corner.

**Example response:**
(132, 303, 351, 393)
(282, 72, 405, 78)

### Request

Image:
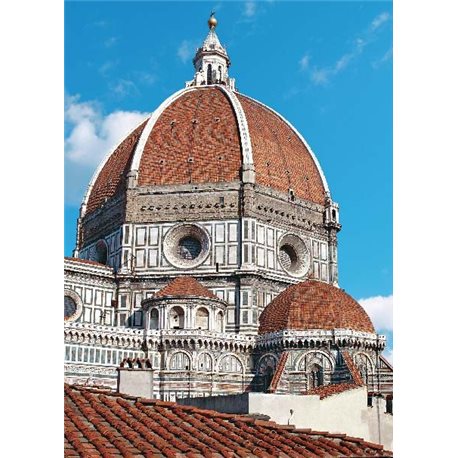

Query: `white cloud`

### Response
(244, 1, 257, 18)
(64, 95, 148, 205)
(65, 94, 148, 168)
(299, 54, 310, 71)
(371, 12, 390, 31)
(104, 36, 118, 48)
(383, 348, 393, 364)
(304, 11, 390, 86)
(110, 79, 138, 97)
(359, 294, 393, 331)
(177, 40, 197, 64)
(310, 68, 330, 85)
(372, 47, 393, 69)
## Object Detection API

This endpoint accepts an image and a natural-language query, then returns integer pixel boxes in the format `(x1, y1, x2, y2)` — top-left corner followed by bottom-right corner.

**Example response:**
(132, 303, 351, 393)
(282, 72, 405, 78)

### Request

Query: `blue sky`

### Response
(65, 1, 392, 355)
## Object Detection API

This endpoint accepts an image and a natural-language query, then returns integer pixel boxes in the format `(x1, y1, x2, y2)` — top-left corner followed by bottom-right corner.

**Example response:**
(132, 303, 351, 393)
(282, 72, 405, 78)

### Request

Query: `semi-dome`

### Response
(259, 280, 375, 335)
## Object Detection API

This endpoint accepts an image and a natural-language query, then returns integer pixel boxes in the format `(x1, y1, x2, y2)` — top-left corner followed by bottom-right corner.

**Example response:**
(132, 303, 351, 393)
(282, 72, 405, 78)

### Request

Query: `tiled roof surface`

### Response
(155, 276, 219, 300)
(65, 384, 393, 457)
(236, 93, 327, 205)
(305, 383, 362, 400)
(64, 257, 113, 269)
(85, 87, 329, 215)
(259, 280, 375, 334)
(138, 88, 243, 187)
(86, 120, 148, 215)
(267, 351, 289, 393)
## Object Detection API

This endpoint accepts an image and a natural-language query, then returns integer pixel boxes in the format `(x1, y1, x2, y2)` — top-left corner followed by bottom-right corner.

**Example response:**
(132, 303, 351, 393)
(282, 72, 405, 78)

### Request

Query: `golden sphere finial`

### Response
(208, 12, 217, 29)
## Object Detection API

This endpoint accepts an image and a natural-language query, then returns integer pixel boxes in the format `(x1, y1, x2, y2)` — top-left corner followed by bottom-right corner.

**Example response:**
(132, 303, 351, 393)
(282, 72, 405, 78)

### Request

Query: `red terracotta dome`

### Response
(259, 280, 375, 334)
(82, 86, 329, 216)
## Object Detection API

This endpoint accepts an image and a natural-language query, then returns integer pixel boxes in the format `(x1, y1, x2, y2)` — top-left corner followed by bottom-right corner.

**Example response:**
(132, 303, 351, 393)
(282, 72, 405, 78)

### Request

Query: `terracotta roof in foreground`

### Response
(65, 384, 392, 457)
(155, 276, 219, 300)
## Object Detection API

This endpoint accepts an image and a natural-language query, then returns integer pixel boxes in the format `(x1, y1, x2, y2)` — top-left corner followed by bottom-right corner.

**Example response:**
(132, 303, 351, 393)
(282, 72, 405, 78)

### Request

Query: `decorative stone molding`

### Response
(162, 223, 211, 269)
(277, 233, 310, 278)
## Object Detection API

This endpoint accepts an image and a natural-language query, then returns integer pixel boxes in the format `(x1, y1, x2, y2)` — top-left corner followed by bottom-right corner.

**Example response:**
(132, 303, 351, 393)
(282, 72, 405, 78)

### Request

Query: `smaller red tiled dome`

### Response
(155, 276, 218, 300)
(259, 281, 375, 334)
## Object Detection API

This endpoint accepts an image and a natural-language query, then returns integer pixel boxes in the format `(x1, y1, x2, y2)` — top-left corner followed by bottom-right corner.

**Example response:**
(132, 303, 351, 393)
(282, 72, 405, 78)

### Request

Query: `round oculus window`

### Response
(163, 224, 210, 268)
(277, 234, 310, 278)
(64, 290, 83, 322)
(65, 296, 77, 319)
(177, 236, 202, 260)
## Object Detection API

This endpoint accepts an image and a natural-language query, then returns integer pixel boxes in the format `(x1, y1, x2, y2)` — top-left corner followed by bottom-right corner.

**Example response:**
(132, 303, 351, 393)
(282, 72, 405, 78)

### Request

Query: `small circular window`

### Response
(177, 236, 202, 260)
(163, 224, 210, 268)
(65, 296, 77, 319)
(64, 290, 83, 322)
(277, 234, 310, 278)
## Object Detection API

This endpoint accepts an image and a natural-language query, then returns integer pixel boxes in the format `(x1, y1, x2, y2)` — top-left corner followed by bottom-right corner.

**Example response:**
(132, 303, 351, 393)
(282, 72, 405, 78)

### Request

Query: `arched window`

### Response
(207, 64, 212, 84)
(95, 240, 108, 264)
(196, 308, 209, 330)
(309, 364, 324, 388)
(216, 311, 224, 332)
(264, 366, 274, 392)
(150, 308, 159, 330)
(354, 353, 374, 387)
(169, 352, 191, 370)
(169, 306, 185, 329)
(218, 355, 243, 373)
(218, 65, 222, 81)
(197, 353, 212, 372)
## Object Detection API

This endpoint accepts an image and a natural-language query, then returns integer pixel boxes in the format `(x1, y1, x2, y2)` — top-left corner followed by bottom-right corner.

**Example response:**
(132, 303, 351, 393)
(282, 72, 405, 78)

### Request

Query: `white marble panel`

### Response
(215, 224, 225, 242)
(228, 245, 238, 265)
(136, 227, 147, 246)
(228, 223, 237, 242)
(149, 227, 159, 245)
(267, 228, 274, 247)
(135, 249, 145, 268)
(148, 249, 158, 267)
(267, 250, 274, 269)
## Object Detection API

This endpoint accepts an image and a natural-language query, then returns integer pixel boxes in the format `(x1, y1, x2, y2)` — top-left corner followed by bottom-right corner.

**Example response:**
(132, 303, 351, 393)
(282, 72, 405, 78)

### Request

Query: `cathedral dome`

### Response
(259, 280, 375, 335)
(82, 86, 329, 216)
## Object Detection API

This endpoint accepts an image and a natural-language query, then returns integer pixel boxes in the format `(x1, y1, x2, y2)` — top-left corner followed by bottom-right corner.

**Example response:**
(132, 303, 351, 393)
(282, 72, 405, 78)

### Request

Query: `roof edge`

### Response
(235, 91, 331, 198)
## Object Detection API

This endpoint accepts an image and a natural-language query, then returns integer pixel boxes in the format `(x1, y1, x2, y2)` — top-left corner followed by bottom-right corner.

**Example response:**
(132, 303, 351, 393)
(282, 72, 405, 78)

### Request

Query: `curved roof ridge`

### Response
(80, 116, 150, 218)
(235, 91, 331, 199)
(217, 86, 254, 179)
(128, 86, 194, 177)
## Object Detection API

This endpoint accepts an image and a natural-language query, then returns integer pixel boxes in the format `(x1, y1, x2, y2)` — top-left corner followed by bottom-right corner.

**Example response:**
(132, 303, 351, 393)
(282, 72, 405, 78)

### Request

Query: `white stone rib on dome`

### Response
(217, 85, 254, 172)
(126, 85, 254, 186)
(236, 92, 331, 199)
(129, 87, 194, 175)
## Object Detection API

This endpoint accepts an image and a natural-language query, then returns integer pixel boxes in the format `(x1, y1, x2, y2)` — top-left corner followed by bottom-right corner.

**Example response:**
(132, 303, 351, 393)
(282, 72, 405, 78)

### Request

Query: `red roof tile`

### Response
(267, 351, 289, 393)
(154, 276, 219, 300)
(236, 93, 327, 205)
(64, 384, 392, 457)
(259, 280, 375, 334)
(304, 383, 362, 399)
(84, 87, 329, 216)
(341, 351, 365, 385)
(138, 87, 243, 187)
